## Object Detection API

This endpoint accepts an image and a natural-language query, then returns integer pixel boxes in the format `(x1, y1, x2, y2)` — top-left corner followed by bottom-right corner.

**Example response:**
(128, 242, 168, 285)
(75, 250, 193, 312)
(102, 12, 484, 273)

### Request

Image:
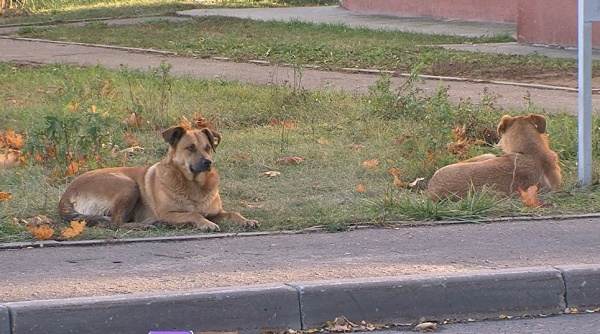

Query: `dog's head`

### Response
(497, 113, 548, 153)
(162, 126, 221, 178)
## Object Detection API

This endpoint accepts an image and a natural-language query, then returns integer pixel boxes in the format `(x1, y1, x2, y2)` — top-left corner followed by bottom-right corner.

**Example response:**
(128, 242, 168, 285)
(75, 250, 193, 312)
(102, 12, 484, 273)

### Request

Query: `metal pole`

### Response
(578, 0, 593, 186)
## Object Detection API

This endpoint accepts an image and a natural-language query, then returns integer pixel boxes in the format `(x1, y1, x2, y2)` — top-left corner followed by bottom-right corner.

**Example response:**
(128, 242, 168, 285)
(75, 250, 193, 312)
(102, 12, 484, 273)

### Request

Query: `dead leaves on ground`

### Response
(18, 216, 86, 241)
(0, 129, 26, 168)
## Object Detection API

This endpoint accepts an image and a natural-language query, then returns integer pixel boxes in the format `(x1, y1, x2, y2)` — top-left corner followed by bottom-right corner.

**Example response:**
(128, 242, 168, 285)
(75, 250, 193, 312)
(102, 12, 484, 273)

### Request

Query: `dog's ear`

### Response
(528, 114, 547, 133)
(497, 115, 513, 135)
(162, 126, 187, 146)
(202, 128, 221, 152)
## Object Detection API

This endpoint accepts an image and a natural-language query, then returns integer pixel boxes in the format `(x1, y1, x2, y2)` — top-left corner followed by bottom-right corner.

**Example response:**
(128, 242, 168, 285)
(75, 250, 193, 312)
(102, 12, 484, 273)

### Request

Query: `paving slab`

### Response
(178, 6, 516, 38)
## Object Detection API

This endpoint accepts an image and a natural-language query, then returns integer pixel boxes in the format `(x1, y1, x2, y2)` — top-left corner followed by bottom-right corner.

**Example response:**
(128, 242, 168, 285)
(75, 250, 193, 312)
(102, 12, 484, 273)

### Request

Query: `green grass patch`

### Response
(0, 0, 337, 25)
(12, 16, 594, 84)
(1, 61, 600, 242)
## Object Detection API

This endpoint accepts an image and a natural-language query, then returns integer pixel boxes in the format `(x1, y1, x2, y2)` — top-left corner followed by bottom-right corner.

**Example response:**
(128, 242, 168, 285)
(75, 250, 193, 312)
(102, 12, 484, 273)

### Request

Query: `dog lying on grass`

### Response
(427, 114, 561, 200)
(58, 126, 259, 232)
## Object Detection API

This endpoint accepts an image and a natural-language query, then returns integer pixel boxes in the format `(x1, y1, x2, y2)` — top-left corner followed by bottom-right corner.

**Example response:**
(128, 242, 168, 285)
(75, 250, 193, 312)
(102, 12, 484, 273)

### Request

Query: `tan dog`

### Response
(58, 126, 258, 232)
(428, 114, 561, 199)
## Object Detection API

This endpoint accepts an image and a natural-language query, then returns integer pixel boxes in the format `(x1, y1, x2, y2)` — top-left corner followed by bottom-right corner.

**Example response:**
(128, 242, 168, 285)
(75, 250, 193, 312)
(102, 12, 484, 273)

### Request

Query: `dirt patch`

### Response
(426, 61, 600, 88)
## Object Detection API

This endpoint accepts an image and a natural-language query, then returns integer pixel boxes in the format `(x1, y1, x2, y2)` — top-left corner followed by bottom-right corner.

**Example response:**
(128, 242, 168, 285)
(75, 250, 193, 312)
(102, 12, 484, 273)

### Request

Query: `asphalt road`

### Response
(2, 216, 600, 302)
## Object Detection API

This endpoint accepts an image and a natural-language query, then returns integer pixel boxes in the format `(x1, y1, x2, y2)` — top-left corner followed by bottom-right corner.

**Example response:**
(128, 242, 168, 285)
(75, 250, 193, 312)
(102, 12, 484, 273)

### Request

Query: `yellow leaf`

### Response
(281, 120, 295, 129)
(317, 136, 329, 146)
(67, 101, 79, 112)
(65, 161, 79, 176)
(100, 79, 112, 96)
(362, 159, 379, 169)
(28, 225, 55, 240)
(61, 220, 86, 239)
(0, 191, 10, 200)
(275, 156, 303, 165)
(388, 167, 401, 176)
(2, 130, 24, 150)
(356, 184, 366, 192)
(123, 112, 142, 127)
(262, 171, 281, 178)
(349, 144, 365, 150)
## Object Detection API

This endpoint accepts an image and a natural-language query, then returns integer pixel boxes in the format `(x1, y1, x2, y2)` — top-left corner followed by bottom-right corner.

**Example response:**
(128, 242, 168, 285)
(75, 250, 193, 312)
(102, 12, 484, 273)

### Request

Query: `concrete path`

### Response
(2, 6, 600, 334)
(178, 6, 516, 38)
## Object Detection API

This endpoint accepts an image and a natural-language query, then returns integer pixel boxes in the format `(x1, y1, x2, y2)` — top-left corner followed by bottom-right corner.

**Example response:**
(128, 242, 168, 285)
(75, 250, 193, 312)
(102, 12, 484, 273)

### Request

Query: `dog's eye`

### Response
(204, 145, 211, 152)
(186, 145, 196, 152)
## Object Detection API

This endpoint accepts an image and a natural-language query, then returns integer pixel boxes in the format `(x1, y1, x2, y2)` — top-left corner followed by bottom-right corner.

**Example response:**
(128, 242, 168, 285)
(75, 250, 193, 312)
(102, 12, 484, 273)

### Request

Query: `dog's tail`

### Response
(57, 197, 111, 227)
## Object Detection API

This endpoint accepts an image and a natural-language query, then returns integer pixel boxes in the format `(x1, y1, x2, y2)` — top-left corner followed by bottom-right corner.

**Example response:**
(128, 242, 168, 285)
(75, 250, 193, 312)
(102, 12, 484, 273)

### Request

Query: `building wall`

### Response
(339, 0, 517, 23)
(517, 0, 600, 48)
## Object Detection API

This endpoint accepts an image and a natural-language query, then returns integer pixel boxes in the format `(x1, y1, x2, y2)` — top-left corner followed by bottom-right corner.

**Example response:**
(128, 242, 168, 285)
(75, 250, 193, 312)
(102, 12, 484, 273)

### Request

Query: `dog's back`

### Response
(427, 114, 561, 200)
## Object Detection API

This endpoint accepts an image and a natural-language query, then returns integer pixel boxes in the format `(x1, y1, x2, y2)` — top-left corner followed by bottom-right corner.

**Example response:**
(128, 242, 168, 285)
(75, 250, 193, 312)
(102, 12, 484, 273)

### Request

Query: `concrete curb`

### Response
(2, 265, 600, 333)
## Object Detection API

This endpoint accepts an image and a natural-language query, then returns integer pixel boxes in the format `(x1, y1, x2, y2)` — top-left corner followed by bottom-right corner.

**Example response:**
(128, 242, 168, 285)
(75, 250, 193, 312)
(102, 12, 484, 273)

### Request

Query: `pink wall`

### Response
(341, 0, 600, 48)
(339, 0, 517, 23)
(517, 0, 600, 48)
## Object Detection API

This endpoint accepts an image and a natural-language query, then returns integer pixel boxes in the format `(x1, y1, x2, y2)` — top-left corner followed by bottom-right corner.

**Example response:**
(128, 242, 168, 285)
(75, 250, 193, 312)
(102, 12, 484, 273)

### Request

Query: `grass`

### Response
(0, 0, 337, 25)
(1, 61, 600, 242)
(10, 16, 597, 84)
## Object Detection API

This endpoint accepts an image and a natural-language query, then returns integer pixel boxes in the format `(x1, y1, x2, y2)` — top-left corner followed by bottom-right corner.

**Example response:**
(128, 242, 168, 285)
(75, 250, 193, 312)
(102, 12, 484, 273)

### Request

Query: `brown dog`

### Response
(58, 126, 258, 232)
(427, 114, 561, 199)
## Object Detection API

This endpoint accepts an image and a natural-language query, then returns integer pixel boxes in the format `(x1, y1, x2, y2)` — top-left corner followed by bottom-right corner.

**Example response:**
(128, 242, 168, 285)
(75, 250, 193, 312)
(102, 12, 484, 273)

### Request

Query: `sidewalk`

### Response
(2, 6, 600, 333)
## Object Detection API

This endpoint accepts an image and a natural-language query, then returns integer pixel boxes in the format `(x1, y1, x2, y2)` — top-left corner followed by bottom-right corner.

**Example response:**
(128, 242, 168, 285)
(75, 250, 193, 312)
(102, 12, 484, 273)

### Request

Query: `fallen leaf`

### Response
(119, 146, 144, 154)
(29, 225, 55, 240)
(275, 156, 303, 164)
(0, 149, 22, 167)
(281, 120, 295, 129)
(409, 177, 426, 188)
(323, 316, 356, 332)
(362, 159, 379, 169)
(0, 192, 11, 200)
(124, 132, 140, 146)
(60, 220, 86, 239)
(67, 101, 79, 112)
(123, 112, 142, 127)
(317, 136, 329, 146)
(65, 160, 79, 176)
(192, 113, 213, 129)
(23, 215, 57, 240)
(414, 321, 438, 331)
(100, 79, 112, 96)
(518, 185, 552, 208)
(356, 184, 366, 192)
(389, 167, 401, 176)
(6, 99, 26, 106)
(262, 171, 281, 178)
(2, 130, 24, 150)
(349, 144, 365, 150)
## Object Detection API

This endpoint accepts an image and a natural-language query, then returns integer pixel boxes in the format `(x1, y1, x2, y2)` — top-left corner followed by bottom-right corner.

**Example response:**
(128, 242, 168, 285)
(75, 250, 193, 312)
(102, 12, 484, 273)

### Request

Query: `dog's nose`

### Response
(201, 158, 212, 168)
(190, 158, 212, 173)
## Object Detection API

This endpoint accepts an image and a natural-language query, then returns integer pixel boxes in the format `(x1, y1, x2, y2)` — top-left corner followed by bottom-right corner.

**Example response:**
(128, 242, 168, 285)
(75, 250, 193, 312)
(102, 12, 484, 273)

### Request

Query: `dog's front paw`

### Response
(244, 219, 260, 229)
(194, 220, 221, 232)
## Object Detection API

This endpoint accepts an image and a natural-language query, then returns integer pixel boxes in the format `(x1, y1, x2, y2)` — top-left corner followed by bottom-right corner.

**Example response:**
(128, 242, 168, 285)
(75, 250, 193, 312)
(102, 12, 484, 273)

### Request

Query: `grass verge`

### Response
(0, 0, 337, 25)
(11, 16, 599, 85)
(1, 61, 599, 242)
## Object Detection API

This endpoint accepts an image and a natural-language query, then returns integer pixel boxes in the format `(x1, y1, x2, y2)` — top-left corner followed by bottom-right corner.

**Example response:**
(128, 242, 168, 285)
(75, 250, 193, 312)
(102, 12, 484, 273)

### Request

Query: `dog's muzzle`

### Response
(190, 158, 212, 173)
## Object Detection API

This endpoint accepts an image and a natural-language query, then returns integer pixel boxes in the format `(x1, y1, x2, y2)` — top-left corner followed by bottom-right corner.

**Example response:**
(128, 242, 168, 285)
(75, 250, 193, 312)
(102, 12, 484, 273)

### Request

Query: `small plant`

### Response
(24, 104, 122, 171)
